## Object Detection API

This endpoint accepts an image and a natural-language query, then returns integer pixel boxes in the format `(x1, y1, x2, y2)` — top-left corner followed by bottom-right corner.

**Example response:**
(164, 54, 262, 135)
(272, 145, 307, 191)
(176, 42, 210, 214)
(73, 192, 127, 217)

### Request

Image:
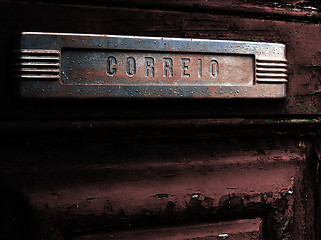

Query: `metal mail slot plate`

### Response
(15, 32, 287, 98)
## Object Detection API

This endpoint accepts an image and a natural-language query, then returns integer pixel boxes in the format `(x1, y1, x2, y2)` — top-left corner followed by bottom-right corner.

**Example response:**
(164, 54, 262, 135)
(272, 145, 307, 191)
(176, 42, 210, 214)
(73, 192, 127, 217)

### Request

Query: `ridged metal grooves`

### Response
(14, 49, 60, 80)
(256, 59, 287, 83)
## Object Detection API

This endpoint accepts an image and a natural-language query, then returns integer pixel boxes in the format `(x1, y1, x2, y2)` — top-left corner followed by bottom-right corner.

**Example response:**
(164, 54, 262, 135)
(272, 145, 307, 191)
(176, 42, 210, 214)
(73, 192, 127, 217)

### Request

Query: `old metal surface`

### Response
(15, 32, 287, 98)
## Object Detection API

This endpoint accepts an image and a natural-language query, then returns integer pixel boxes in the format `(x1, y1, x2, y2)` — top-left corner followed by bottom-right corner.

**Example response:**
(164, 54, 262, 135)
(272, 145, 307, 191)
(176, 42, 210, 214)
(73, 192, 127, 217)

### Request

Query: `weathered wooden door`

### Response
(0, 1, 321, 239)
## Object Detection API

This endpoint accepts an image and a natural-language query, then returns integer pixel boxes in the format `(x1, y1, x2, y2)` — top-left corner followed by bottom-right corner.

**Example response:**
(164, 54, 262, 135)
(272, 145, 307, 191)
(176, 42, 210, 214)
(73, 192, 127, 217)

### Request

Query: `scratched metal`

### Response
(15, 32, 287, 98)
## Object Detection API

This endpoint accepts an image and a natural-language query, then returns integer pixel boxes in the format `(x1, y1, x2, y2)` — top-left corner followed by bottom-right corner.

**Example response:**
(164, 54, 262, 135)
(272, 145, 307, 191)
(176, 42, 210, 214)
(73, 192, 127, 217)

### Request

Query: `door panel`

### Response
(74, 218, 263, 240)
(0, 136, 315, 239)
(0, 1, 320, 240)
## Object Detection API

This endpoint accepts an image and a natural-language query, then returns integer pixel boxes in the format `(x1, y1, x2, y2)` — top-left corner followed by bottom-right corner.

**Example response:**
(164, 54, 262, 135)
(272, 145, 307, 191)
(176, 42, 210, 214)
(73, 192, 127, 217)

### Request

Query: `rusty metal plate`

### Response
(15, 32, 287, 98)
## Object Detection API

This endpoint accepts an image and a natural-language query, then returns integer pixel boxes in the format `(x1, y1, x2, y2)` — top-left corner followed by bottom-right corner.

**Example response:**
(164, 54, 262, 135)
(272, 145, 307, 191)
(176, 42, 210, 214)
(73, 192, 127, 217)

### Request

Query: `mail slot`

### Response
(15, 32, 287, 98)
(3, 1, 321, 240)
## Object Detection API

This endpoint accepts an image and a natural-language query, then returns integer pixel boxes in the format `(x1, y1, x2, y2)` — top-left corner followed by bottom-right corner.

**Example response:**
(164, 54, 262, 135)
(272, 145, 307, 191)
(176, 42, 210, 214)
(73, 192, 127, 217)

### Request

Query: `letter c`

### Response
(107, 56, 117, 76)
